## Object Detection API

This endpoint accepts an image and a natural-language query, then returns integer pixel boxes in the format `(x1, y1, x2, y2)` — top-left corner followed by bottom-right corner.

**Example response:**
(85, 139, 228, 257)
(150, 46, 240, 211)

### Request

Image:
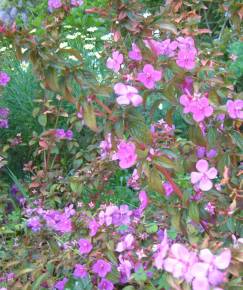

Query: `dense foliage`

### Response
(0, 0, 242, 289)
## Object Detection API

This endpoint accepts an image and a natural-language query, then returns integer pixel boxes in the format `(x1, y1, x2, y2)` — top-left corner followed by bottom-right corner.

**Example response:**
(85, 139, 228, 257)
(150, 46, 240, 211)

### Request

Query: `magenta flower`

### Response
(92, 259, 112, 277)
(177, 36, 195, 50)
(154, 230, 169, 270)
(48, 0, 62, 9)
(163, 182, 174, 197)
(65, 130, 73, 140)
(106, 51, 124, 73)
(128, 43, 142, 61)
(73, 264, 87, 278)
(117, 141, 137, 169)
(180, 95, 214, 122)
(226, 99, 243, 119)
(98, 279, 114, 290)
(0, 71, 10, 86)
(176, 48, 197, 70)
(78, 238, 93, 254)
(55, 129, 66, 139)
(70, 0, 83, 7)
(114, 83, 143, 107)
(137, 64, 162, 89)
(117, 255, 133, 283)
(43, 210, 73, 233)
(191, 159, 217, 191)
(54, 277, 68, 290)
(181, 76, 193, 94)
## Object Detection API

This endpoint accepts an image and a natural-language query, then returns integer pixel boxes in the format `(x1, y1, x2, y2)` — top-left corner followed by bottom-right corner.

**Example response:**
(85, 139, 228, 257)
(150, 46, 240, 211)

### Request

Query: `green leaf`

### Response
(146, 223, 158, 234)
(132, 267, 147, 283)
(38, 114, 47, 127)
(65, 277, 92, 290)
(207, 127, 217, 148)
(189, 202, 200, 222)
(32, 273, 49, 290)
(230, 131, 243, 150)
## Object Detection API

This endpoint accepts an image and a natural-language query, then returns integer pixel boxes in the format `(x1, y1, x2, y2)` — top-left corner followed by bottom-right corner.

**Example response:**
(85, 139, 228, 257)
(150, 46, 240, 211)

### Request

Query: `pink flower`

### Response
(137, 64, 162, 89)
(177, 37, 195, 50)
(48, 0, 62, 9)
(114, 83, 143, 106)
(117, 255, 133, 283)
(128, 43, 142, 61)
(180, 95, 214, 122)
(106, 51, 124, 73)
(116, 234, 134, 252)
(88, 219, 100, 236)
(191, 159, 217, 191)
(0, 71, 10, 86)
(163, 182, 174, 197)
(117, 141, 137, 169)
(154, 230, 169, 270)
(78, 238, 93, 254)
(92, 259, 112, 277)
(73, 264, 87, 278)
(192, 277, 210, 290)
(226, 99, 243, 119)
(176, 48, 197, 70)
(70, 0, 83, 7)
(100, 133, 112, 159)
(158, 39, 178, 57)
(98, 279, 114, 290)
(138, 190, 148, 212)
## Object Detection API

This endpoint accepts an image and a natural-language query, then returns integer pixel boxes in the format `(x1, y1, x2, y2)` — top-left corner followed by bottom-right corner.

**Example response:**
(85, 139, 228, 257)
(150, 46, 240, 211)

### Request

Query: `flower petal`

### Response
(199, 177, 212, 191)
(191, 172, 203, 184)
(206, 167, 217, 179)
(196, 159, 209, 173)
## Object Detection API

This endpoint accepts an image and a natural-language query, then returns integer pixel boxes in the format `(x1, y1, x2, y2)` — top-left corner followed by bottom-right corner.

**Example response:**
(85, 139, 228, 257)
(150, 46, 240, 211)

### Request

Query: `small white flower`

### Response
(87, 26, 98, 32)
(0, 47, 7, 52)
(143, 11, 152, 18)
(83, 43, 94, 50)
(101, 33, 113, 41)
(68, 55, 79, 61)
(20, 61, 29, 72)
(59, 42, 68, 48)
(21, 48, 28, 54)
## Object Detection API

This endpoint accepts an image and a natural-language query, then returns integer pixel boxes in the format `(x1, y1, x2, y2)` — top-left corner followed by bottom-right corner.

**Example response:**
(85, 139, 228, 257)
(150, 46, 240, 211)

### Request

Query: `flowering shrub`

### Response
(0, 0, 243, 289)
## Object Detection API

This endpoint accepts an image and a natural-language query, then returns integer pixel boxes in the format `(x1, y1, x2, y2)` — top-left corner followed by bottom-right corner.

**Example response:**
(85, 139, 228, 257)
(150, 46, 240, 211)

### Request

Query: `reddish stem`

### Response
(155, 164, 183, 200)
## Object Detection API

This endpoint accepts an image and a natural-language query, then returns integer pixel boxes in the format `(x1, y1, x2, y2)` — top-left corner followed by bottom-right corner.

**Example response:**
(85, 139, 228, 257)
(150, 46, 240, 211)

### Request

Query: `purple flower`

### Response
(204, 202, 215, 215)
(0, 71, 10, 86)
(48, 0, 62, 9)
(0, 107, 9, 118)
(54, 277, 68, 290)
(98, 279, 114, 290)
(154, 230, 169, 270)
(27, 216, 42, 232)
(191, 159, 217, 191)
(92, 259, 112, 277)
(70, 0, 83, 7)
(196, 146, 206, 158)
(117, 255, 133, 283)
(128, 43, 142, 61)
(226, 99, 243, 119)
(65, 130, 73, 140)
(114, 83, 143, 107)
(88, 219, 100, 236)
(73, 264, 87, 278)
(43, 210, 72, 233)
(0, 119, 8, 128)
(163, 182, 174, 197)
(78, 238, 93, 254)
(106, 51, 123, 73)
(137, 64, 162, 89)
(100, 133, 112, 159)
(206, 148, 217, 159)
(55, 129, 66, 139)
(127, 169, 140, 190)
